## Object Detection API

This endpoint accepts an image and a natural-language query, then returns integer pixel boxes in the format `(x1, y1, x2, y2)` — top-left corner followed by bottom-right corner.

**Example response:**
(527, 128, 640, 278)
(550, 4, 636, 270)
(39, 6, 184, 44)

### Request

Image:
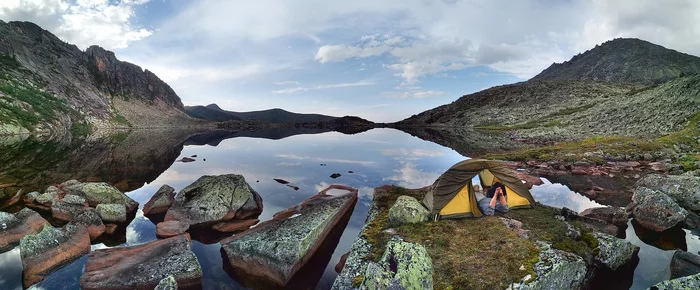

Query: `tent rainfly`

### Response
(422, 159, 536, 219)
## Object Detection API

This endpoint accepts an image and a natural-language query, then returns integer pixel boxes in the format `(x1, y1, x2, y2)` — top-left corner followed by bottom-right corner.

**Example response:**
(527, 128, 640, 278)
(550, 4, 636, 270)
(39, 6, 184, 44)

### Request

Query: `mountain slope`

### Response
(0, 20, 195, 135)
(185, 104, 338, 123)
(531, 38, 700, 85)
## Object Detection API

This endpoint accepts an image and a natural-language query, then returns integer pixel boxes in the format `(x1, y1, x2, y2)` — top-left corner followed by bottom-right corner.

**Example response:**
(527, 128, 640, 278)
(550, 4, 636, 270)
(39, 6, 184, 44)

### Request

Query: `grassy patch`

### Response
(70, 122, 92, 136)
(0, 76, 74, 130)
(110, 131, 130, 143)
(111, 112, 131, 127)
(474, 104, 596, 132)
(0, 53, 21, 70)
(676, 154, 700, 171)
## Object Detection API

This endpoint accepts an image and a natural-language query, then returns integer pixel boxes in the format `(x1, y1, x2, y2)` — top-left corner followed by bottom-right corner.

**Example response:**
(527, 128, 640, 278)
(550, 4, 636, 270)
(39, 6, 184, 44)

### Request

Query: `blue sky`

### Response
(1, 0, 699, 122)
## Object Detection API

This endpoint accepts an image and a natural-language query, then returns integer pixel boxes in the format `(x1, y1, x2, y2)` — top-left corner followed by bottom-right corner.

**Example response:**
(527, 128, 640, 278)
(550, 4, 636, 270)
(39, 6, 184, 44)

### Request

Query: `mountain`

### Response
(531, 38, 700, 85)
(185, 104, 338, 123)
(397, 38, 700, 140)
(0, 20, 196, 135)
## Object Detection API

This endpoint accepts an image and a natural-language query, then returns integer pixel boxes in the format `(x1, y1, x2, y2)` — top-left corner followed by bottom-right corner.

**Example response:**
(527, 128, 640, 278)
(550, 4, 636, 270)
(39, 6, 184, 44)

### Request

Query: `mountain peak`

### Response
(531, 37, 700, 85)
(205, 104, 224, 111)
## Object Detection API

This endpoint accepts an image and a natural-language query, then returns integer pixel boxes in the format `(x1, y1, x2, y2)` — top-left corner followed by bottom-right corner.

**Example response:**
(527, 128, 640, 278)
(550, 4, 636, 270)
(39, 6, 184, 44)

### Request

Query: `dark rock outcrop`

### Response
(221, 184, 358, 286)
(20, 224, 91, 287)
(630, 187, 687, 232)
(0, 208, 49, 253)
(80, 235, 202, 289)
(670, 250, 700, 279)
(164, 174, 263, 228)
(143, 185, 176, 216)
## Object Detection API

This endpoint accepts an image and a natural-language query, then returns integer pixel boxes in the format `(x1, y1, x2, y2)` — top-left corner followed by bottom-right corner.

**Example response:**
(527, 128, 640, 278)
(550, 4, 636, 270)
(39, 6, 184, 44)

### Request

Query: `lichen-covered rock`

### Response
(51, 200, 91, 222)
(96, 203, 127, 223)
(80, 235, 202, 289)
(651, 272, 700, 289)
(221, 185, 357, 286)
(23, 191, 40, 203)
(580, 206, 628, 227)
(154, 274, 178, 290)
(593, 232, 639, 271)
(20, 224, 90, 287)
(156, 220, 190, 238)
(501, 217, 530, 239)
(143, 184, 176, 216)
(360, 237, 433, 290)
(61, 194, 86, 205)
(69, 210, 105, 240)
(520, 242, 587, 290)
(34, 188, 58, 205)
(387, 195, 429, 226)
(637, 174, 700, 213)
(670, 250, 700, 279)
(631, 187, 687, 232)
(66, 182, 138, 213)
(0, 208, 49, 253)
(164, 174, 263, 228)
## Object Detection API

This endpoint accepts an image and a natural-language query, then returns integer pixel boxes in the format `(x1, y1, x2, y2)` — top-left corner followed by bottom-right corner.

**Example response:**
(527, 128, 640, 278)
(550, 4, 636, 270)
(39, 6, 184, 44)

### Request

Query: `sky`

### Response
(1, 0, 699, 122)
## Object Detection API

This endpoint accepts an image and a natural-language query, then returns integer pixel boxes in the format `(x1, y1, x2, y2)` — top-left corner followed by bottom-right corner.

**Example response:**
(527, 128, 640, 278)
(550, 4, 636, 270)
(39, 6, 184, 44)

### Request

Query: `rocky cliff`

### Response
(0, 20, 196, 135)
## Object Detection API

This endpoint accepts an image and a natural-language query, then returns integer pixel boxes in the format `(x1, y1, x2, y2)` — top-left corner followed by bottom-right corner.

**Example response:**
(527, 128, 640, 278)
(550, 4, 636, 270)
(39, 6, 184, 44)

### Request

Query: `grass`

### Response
(0, 78, 74, 130)
(111, 112, 131, 127)
(70, 122, 92, 136)
(474, 104, 595, 132)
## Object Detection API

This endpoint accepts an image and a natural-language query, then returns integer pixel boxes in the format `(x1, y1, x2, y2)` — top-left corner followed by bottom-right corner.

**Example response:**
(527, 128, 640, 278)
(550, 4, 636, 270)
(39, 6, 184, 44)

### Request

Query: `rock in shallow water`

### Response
(20, 224, 90, 287)
(387, 195, 429, 226)
(69, 210, 106, 240)
(221, 184, 358, 286)
(593, 232, 639, 271)
(156, 220, 190, 238)
(631, 187, 687, 232)
(66, 182, 139, 213)
(651, 272, 700, 289)
(0, 208, 49, 253)
(579, 206, 628, 228)
(637, 174, 700, 213)
(143, 184, 175, 216)
(670, 250, 700, 279)
(80, 234, 202, 290)
(165, 174, 263, 228)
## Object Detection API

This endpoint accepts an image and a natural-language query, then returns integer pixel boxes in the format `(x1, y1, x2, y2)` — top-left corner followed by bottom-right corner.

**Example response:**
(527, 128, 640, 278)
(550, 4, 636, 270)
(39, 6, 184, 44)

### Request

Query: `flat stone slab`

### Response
(20, 224, 91, 287)
(80, 234, 202, 289)
(156, 221, 190, 238)
(0, 208, 49, 253)
(221, 184, 358, 286)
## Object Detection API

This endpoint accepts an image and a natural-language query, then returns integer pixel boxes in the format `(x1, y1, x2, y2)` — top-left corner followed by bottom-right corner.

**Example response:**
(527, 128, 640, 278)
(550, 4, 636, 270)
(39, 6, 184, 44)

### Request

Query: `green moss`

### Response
(352, 276, 365, 287)
(676, 154, 700, 171)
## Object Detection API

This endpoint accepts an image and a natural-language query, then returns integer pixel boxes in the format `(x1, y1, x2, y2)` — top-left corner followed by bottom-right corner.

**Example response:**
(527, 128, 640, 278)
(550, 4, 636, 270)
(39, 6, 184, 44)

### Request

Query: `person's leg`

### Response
(495, 203, 509, 213)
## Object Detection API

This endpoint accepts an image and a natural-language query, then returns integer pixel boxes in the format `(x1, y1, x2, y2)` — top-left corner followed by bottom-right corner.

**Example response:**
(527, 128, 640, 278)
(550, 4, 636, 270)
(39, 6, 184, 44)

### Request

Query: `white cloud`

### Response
(272, 80, 375, 94)
(275, 153, 376, 166)
(385, 161, 440, 188)
(0, 0, 152, 50)
(315, 44, 391, 63)
(382, 88, 448, 99)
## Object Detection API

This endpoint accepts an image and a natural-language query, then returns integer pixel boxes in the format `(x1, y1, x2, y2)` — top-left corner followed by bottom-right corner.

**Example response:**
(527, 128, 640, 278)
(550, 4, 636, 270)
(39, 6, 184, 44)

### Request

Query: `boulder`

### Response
(61, 194, 87, 205)
(23, 191, 40, 204)
(96, 203, 127, 223)
(66, 182, 138, 213)
(221, 184, 358, 286)
(637, 174, 700, 213)
(35, 187, 59, 205)
(593, 232, 639, 271)
(360, 237, 433, 290)
(631, 187, 687, 232)
(143, 185, 175, 216)
(387, 195, 429, 226)
(20, 224, 91, 287)
(51, 200, 91, 222)
(686, 212, 700, 229)
(80, 235, 202, 289)
(164, 174, 263, 228)
(211, 218, 259, 233)
(335, 251, 350, 273)
(69, 210, 106, 240)
(154, 275, 178, 290)
(520, 242, 587, 290)
(580, 206, 628, 227)
(651, 272, 700, 289)
(561, 207, 622, 237)
(156, 221, 190, 238)
(670, 250, 700, 279)
(0, 208, 49, 253)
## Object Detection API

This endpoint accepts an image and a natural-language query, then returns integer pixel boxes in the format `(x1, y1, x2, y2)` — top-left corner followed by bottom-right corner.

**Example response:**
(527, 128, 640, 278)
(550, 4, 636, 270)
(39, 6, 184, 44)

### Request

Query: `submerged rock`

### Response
(66, 182, 139, 213)
(637, 174, 700, 213)
(387, 195, 429, 226)
(20, 224, 91, 287)
(631, 187, 687, 232)
(520, 242, 587, 290)
(360, 237, 433, 290)
(651, 272, 700, 289)
(80, 235, 202, 289)
(670, 250, 700, 279)
(221, 184, 358, 286)
(164, 174, 263, 228)
(0, 209, 49, 253)
(580, 206, 628, 228)
(593, 232, 639, 271)
(96, 203, 127, 223)
(143, 185, 176, 216)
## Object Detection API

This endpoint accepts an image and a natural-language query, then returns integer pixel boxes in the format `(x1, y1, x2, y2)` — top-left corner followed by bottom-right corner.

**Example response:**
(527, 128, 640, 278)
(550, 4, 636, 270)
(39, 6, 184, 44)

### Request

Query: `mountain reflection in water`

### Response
(0, 127, 698, 290)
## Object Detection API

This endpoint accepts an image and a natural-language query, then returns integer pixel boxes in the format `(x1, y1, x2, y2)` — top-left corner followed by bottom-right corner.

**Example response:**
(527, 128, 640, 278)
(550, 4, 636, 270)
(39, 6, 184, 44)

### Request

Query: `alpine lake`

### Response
(1, 127, 698, 290)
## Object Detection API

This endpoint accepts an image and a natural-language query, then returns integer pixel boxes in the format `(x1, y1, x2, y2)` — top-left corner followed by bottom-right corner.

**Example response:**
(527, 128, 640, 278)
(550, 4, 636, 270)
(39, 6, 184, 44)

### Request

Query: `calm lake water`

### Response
(0, 128, 698, 290)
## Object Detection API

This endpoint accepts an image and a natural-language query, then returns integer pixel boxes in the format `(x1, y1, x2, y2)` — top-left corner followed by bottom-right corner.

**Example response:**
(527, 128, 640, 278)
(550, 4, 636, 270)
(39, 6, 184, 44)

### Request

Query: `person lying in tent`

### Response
(476, 182, 508, 215)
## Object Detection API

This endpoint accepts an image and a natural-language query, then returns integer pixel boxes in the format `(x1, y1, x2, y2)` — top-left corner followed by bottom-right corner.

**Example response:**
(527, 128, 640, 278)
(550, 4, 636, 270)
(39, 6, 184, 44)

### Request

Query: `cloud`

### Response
(0, 0, 152, 50)
(378, 148, 446, 158)
(315, 44, 391, 63)
(385, 161, 440, 188)
(272, 80, 375, 94)
(382, 88, 448, 99)
(275, 153, 376, 166)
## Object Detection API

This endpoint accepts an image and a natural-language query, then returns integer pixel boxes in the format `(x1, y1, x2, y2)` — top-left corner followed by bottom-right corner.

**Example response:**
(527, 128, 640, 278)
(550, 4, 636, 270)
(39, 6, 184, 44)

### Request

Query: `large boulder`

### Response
(651, 272, 700, 289)
(630, 187, 687, 232)
(0, 208, 49, 253)
(66, 182, 139, 213)
(143, 185, 176, 216)
(670, 250, 700, 279)
(164, 174, 263, 228)
(580, 206, 628, 228)
(80, 235, 202, 289)
(20, 224, 91, 287)
(156, 221, 189, 238)
(96, 203, 127, 223)
(221, 185, 358, 286)
(637, 174, 700, 213)
(387, 195, 429, 226)
(51, 200, 91, 222)
(561, 207, 623, 237)
(520, 242, 587, 290)
(360, 237, 433, 290)
(593, 232, 639, 271)
(69, 210, 106, 241)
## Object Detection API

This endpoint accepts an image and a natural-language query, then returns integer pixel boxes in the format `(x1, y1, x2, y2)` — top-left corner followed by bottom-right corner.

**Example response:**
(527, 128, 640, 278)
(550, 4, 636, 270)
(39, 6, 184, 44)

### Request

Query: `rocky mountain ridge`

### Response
(185, 103, 338, 123)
